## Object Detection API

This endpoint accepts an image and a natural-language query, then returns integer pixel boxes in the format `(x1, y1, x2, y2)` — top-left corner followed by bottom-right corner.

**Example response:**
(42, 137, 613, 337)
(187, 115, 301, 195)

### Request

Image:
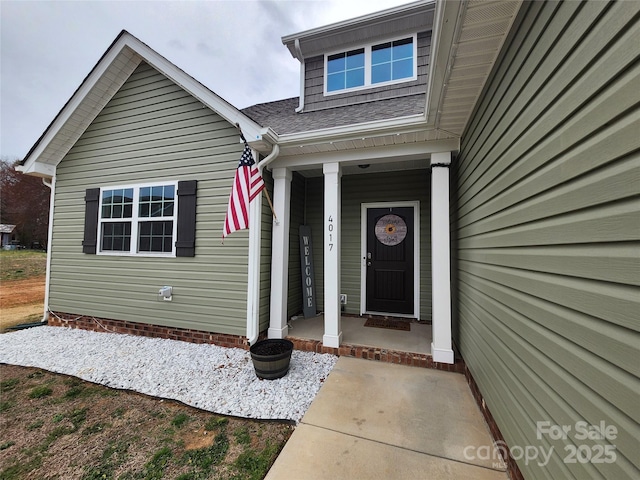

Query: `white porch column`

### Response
(431, 152, 454, 364)
(323, 162, 342, 348)
(268, 167, 292, 339)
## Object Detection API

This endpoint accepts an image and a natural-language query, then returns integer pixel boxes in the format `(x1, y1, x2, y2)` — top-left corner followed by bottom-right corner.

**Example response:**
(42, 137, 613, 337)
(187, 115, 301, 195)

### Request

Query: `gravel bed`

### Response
(0, 326, 337, 423)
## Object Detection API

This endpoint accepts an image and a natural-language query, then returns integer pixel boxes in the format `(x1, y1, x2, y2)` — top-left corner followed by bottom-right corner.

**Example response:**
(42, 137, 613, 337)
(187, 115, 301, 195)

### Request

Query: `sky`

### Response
(0, 0, 411, 161)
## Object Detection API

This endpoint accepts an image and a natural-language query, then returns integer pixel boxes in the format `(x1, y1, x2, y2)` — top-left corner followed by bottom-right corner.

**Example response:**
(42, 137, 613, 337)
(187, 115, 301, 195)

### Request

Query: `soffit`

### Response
(435, 0, 522, 135)
(35, 47, 142, 167)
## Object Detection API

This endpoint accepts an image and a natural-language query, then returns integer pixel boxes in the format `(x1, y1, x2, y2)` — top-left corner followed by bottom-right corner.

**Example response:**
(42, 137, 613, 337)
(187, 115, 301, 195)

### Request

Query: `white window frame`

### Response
(97, 181, 178, 257)
(324, 33, 418, 96)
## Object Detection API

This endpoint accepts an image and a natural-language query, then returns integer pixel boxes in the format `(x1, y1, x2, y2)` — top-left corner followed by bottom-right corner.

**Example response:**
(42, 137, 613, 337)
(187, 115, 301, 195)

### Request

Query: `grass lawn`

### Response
(0, 250, 47, 281)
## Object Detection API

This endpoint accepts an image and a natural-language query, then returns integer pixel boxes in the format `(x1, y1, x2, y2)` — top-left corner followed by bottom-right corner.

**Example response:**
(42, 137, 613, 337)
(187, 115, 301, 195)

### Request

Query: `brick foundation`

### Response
(286, 336, 465, 373)
(464, 363, 524, 480)
(47, 312, 260, 350)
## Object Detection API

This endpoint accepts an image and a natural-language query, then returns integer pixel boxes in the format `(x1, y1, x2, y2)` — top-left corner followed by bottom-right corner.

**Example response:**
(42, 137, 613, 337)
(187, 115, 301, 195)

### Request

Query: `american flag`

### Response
(223, 143, 264, 239)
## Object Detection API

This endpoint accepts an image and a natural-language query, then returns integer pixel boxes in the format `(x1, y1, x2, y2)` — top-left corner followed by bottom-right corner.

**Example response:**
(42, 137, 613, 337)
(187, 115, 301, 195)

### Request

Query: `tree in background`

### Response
(0, 159, 50, 249)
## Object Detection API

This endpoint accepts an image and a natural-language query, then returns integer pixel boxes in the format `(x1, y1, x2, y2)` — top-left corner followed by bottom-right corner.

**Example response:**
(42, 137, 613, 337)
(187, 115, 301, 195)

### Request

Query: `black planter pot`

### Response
(249, 339, 294, 380)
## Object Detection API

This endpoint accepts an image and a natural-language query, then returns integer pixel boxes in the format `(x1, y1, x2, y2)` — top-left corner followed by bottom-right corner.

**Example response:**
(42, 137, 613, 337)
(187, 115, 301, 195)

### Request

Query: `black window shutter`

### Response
(176, 180, 197, 257)
(82, 188, 100, 254)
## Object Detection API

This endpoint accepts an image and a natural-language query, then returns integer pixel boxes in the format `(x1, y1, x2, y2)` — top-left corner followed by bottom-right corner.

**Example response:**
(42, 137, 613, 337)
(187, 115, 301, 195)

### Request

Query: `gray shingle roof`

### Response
(241, 94, 426, 135)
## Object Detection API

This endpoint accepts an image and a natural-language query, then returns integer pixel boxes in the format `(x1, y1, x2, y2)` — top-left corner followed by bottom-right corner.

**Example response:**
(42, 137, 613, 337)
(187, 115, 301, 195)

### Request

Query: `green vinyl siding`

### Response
(49, 62, 254, 336)
(295, 170, 431, 320)
(259, 169, 274, 333)
(452, 1, 640, 479)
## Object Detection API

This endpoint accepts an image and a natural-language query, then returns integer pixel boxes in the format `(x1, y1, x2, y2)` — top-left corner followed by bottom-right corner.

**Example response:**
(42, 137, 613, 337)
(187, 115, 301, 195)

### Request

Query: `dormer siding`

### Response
(302, 31, 430, 113)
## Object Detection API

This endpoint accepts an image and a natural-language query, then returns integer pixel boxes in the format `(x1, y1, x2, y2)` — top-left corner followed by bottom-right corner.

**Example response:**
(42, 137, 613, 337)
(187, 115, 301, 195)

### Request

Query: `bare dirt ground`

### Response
(0, 275, 45, 331)
(1, 251, 47, 331)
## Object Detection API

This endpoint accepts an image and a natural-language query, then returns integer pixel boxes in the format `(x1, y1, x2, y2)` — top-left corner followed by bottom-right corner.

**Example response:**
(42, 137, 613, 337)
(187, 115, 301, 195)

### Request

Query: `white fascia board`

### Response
(275, 113, 429, 146)
(270, 137, 460, 170)
(21, 37, 139, 173)
(15, 162, 56, 179)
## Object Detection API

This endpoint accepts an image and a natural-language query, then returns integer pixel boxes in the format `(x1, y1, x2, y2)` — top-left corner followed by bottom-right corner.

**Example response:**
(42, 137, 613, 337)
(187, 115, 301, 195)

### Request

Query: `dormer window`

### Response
(325, 35, 417, 95)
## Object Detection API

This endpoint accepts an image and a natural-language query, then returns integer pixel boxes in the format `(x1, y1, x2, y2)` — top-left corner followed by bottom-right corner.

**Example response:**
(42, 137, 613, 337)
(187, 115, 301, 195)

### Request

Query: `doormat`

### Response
(364, 318, 411, 331)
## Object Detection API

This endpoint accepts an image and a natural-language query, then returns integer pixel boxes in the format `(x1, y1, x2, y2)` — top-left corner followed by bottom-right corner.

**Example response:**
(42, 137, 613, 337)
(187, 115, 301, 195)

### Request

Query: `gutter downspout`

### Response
(41, 176, 55, 323)
(246, 141, 280, 346)
(294, 39, 305, 113)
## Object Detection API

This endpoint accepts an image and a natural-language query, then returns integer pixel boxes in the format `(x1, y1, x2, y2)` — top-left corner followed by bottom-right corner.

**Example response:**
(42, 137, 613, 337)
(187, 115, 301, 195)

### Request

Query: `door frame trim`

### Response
(360, 201, 420, 318)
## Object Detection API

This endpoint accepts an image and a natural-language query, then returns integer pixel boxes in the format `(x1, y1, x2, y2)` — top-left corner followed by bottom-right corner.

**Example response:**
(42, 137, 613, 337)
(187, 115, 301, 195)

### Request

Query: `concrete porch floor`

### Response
(265, 357, 507, 480)
(286, 314, 432, 355)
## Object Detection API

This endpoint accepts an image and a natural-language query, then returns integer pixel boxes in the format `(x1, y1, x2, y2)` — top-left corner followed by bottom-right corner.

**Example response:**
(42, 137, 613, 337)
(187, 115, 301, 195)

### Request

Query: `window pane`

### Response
(139, 222, 151, 235)
(140, 187, 150, 201)
(139, 236, 150, 251)
(164, 185, 175, 200)
(372, 43, 391, 64)
(346, 50, 364, 69)
(327, 72, 345, 92)
(372, 63, 391, 83)
(346, 68, 364, 88)
(140, 203, 150, 218)
(152, 186, 163, 199)
(327, 54, 345, 74)
(392, 38, 413, 59)
(393, 58, 413, 79)
(151, 203, 163, 217)
(151, 237, 162, 252)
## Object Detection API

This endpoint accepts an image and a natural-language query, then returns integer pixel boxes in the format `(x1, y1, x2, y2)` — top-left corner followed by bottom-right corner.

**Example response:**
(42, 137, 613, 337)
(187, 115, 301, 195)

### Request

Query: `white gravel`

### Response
(0, 326, 337, 423)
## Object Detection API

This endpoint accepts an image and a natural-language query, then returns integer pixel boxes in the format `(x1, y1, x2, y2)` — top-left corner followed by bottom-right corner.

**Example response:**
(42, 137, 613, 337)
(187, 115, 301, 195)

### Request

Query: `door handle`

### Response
(367, 262, 372, 267)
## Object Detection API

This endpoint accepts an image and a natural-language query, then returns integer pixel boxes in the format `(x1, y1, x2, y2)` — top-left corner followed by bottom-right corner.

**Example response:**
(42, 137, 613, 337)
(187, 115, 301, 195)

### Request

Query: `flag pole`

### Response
(235, 123, 278, 222)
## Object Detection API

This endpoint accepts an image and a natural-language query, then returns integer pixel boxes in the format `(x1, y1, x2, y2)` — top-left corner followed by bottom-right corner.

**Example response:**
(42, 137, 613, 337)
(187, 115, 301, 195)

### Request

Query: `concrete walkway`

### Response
(266, 357, 508, 480)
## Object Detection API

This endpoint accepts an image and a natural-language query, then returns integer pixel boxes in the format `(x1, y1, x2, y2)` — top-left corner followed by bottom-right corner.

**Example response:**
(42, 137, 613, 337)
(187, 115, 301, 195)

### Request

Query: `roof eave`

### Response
(282, 0, 435, 59)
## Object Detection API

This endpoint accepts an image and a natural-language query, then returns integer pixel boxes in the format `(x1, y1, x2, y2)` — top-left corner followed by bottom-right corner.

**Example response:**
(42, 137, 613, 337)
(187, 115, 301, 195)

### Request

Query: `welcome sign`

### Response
(299, 225, 316, 318)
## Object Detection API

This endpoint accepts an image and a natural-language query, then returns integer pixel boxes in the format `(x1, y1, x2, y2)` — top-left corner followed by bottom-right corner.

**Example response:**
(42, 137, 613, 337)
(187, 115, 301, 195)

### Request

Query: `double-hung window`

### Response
(325, 35, 417, 95)
(98, 182, 177, 256)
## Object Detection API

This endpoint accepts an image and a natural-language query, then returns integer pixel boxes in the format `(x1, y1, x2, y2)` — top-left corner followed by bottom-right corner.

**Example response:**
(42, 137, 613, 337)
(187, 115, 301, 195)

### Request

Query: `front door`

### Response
(365, 206, 414, 315)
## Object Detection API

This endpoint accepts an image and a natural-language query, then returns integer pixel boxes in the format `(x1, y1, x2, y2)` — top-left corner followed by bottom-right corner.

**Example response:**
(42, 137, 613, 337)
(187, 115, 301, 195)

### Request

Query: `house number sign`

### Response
(375, 214, 407, 246)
